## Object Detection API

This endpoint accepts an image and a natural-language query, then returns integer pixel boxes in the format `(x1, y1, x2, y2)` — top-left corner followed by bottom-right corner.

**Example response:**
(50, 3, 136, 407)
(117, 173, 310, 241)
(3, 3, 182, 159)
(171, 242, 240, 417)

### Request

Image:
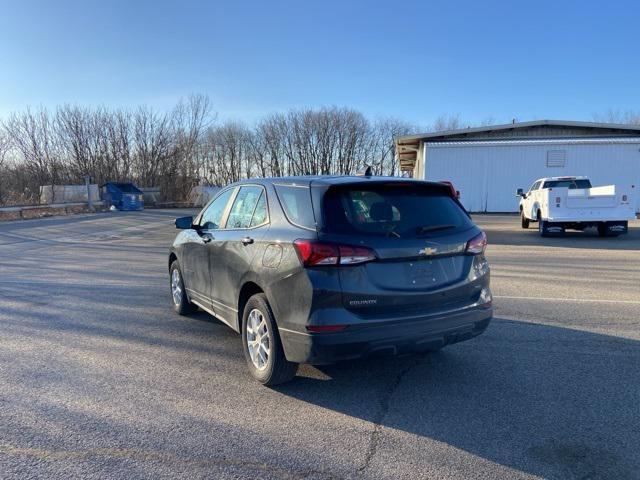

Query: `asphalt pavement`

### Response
(0, 210, 638, 479)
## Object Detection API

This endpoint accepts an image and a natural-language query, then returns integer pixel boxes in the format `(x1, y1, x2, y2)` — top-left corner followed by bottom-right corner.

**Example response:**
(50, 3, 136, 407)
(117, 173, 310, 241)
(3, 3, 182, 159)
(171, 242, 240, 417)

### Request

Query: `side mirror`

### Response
(175, 216, 194, 229)
(516, 188, 524, 198)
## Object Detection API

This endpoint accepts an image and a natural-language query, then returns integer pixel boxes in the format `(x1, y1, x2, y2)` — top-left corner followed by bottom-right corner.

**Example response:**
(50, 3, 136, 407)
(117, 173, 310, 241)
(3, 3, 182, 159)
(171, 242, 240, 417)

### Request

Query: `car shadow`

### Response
(274, 318, 640, 479)
(484, 224, 640, 251)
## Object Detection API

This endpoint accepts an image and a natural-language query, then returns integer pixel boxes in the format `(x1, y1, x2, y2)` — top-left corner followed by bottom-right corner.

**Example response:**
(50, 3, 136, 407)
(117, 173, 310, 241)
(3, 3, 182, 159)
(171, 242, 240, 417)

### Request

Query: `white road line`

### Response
(496, 295, 640, 305)
(0, 280, 164, 287)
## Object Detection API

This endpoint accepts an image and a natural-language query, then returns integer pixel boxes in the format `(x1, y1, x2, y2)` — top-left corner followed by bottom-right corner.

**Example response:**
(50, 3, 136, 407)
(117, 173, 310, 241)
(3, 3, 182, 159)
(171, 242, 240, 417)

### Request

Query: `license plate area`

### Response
(406, 259, 437, 286)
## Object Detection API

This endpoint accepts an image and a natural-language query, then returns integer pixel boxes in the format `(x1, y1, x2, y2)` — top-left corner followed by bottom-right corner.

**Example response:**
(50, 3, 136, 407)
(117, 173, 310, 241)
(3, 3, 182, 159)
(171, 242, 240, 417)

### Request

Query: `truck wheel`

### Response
(538, 215, 548, 237)
(539, 221, 546, 237)
(597, 223, 623, 237)
(521, 211, 530, 229)
(597, 223, 608, 237)
(539, 219, 564, 237)
(242, 293, 298, 386)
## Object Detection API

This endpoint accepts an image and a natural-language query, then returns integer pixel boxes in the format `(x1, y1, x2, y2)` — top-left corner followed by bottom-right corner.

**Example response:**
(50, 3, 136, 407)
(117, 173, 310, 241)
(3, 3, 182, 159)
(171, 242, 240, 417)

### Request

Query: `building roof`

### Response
(395, 119, 640, 172)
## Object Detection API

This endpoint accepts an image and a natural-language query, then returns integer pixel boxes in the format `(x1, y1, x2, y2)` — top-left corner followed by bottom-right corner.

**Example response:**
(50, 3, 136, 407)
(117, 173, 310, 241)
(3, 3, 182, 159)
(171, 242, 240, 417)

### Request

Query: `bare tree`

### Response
(368, 117, 420, 176)
(0, 96, 473, 206)
(3, 107, 64, 203)
(0, 132, 11, 204)
(431, 114, 462, 132)
(593, 109, 640, 125)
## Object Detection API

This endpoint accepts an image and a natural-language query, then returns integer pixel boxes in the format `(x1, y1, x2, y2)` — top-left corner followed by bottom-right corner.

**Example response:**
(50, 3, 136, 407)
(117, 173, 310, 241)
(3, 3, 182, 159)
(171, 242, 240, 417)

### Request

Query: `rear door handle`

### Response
(241, 236, 254, 245)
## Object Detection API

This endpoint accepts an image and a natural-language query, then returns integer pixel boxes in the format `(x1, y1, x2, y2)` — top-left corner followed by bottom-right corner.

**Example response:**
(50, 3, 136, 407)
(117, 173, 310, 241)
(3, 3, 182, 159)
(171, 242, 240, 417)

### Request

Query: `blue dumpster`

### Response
(101, 182, 144, 211)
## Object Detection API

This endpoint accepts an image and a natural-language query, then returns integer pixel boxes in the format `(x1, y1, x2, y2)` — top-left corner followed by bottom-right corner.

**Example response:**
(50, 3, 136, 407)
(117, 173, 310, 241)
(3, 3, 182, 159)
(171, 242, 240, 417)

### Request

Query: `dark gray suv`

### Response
(169, 176, 492, 385)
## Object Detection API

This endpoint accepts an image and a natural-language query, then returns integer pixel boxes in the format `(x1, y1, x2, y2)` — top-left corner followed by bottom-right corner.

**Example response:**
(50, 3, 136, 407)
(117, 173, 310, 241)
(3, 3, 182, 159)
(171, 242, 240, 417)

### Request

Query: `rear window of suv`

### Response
(321, 183, 472, 238)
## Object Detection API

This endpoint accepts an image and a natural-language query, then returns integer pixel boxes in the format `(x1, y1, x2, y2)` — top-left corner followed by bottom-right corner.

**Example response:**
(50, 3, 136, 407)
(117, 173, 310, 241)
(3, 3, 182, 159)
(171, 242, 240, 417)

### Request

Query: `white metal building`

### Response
(395, 120, 640, 212)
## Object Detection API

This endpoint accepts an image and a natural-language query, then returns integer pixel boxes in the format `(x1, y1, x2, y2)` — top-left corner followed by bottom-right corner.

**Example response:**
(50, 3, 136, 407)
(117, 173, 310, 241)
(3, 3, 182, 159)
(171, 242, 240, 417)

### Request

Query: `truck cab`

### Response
(516, 176, 635, 237)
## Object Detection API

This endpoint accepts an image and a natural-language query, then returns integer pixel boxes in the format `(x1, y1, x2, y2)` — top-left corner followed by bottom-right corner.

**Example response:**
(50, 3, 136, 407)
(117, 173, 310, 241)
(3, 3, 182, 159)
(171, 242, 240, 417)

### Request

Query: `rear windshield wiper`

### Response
(416, 224, 456, 234)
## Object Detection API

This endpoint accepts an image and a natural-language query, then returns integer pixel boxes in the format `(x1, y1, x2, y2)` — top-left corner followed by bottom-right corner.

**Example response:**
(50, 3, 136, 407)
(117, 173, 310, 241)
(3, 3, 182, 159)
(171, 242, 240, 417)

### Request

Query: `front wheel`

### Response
(521, 210, 530, 229)
(242, 293, 298, 386)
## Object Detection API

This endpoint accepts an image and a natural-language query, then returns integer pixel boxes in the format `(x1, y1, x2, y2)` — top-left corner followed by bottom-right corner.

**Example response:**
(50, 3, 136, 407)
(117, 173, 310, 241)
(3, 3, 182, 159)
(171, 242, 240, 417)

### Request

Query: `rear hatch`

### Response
(314, 181, 484, 317)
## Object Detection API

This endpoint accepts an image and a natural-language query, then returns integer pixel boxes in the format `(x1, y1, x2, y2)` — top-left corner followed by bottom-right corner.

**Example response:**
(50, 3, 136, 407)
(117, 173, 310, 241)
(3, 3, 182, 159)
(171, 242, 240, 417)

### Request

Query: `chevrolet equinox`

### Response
(169, 176, 492, 385)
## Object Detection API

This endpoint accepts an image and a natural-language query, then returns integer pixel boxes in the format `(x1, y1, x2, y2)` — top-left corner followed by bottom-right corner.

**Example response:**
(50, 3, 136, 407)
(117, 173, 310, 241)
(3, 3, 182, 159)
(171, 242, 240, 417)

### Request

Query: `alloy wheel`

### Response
(171, 268, 182, 306)
(246, 308, 271, 370)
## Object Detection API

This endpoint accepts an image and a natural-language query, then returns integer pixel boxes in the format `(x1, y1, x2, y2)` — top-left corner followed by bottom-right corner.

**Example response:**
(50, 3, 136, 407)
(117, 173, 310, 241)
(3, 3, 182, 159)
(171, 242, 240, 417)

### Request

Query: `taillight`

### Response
(465, 231, 487, 254)
(293, 239, 376, 266)
(622, 194, 628, 202)
(555, 196, 561, 204)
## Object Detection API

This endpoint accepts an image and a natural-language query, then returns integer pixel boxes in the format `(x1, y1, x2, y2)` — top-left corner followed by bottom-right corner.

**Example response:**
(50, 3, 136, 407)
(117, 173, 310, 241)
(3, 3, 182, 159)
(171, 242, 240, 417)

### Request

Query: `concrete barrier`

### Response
(0, 202, 106, 222)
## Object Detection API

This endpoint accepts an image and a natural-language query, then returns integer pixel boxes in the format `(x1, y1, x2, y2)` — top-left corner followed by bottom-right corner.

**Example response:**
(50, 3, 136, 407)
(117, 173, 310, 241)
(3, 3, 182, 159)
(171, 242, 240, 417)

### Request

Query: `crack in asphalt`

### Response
(357, 352, 429, 475)
(0, 443, 339, 480)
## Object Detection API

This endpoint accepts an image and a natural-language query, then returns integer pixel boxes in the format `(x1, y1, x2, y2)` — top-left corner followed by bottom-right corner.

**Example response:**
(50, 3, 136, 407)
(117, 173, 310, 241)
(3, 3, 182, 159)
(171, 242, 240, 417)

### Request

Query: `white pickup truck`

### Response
(516, 176, 636, 237)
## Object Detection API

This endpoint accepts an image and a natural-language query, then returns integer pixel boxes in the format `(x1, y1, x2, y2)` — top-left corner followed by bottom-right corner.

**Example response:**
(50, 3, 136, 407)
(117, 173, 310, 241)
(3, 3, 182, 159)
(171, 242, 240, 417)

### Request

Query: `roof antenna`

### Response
(356, 164, 373, 177)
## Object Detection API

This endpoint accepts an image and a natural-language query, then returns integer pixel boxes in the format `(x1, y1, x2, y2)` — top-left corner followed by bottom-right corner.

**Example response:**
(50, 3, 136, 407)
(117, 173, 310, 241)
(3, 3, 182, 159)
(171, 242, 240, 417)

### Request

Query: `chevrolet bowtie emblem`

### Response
(418, 247, 437, 256)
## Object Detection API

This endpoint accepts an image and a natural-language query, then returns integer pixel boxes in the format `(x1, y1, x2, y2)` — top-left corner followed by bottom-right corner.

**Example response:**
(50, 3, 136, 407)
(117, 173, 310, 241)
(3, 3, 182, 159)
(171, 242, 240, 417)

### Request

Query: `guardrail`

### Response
(0, 201, 105, 221)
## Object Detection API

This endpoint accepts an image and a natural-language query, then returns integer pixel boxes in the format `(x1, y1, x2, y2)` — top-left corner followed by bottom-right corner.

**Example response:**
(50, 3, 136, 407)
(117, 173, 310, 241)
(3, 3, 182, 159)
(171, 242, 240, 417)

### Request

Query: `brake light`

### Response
(622, 194, 628, 202)
(293, 239, 376, 266)
(465, 231, 487, 254)
(555, 196, 561, 204)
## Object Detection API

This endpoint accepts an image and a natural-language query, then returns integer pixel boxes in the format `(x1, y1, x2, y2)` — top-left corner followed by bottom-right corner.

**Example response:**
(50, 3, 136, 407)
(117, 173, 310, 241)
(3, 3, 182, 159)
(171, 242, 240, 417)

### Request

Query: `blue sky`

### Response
(0, 0, 637, 126)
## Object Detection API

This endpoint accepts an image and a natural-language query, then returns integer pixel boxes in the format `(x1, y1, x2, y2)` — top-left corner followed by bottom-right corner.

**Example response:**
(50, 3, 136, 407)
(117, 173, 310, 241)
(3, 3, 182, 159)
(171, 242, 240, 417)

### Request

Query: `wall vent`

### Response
(546, 150, 566, 167)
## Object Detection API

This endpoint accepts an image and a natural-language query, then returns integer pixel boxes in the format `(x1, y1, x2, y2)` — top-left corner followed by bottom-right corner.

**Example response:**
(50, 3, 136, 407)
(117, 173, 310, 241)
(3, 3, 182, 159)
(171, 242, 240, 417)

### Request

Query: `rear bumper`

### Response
(279, 305, 493, 364)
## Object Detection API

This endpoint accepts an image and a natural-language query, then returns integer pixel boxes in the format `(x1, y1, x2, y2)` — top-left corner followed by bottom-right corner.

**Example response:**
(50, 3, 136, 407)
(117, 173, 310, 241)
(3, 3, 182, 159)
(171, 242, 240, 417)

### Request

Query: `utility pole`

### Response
(85, 175, 93, 210)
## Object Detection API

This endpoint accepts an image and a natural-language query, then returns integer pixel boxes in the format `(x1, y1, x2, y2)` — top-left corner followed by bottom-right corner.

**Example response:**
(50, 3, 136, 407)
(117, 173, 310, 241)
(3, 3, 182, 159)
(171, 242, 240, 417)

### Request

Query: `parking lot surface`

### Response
(0, 210, 638, 479)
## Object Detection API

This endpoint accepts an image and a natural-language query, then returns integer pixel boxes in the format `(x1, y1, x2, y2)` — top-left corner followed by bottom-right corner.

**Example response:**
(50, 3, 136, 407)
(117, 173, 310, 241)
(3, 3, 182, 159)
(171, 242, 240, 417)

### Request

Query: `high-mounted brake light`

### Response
(293, 239, 376, 267)
(465, 231, 487, 254)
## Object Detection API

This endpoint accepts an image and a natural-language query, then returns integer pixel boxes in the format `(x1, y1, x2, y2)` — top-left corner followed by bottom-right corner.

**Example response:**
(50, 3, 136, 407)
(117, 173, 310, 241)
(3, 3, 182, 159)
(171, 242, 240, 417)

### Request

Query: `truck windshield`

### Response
(544, 179, 592, 189)
(321, 183, 471, 238)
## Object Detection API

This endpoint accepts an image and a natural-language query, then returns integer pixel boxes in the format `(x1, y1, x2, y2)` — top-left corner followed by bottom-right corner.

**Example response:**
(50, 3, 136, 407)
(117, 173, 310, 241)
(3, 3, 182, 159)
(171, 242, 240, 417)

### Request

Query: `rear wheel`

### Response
(598, 222, 622, 237)
(539, 218, 564, 237)
(170, 261, 197, 315)
(520, 210, 530, 229)
(597, 223, 608, 237)
(538, 214, 547, 237)
(241, 293, 298, 386)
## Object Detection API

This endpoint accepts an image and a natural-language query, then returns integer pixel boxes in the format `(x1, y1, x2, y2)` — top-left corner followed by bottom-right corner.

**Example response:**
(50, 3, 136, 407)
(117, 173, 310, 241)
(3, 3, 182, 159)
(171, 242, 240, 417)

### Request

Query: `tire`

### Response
(539, 219, 564, 237)
(597, 223, 608, 237)
(241, 293, 298, 386)
(170, 260, 197, 315)
(538, 216, 548, 237)
(521, 210, 530, 229)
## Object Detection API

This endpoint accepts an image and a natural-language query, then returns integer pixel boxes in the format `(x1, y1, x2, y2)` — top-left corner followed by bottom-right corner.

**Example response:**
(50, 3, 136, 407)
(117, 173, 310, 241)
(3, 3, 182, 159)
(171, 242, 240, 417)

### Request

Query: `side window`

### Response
(226, 186, 264, 229)
(250, 191, 268, 227)
(529, 181, 540, 192)
(200, 188, 234, 230)
(274, 185, 316, 229)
